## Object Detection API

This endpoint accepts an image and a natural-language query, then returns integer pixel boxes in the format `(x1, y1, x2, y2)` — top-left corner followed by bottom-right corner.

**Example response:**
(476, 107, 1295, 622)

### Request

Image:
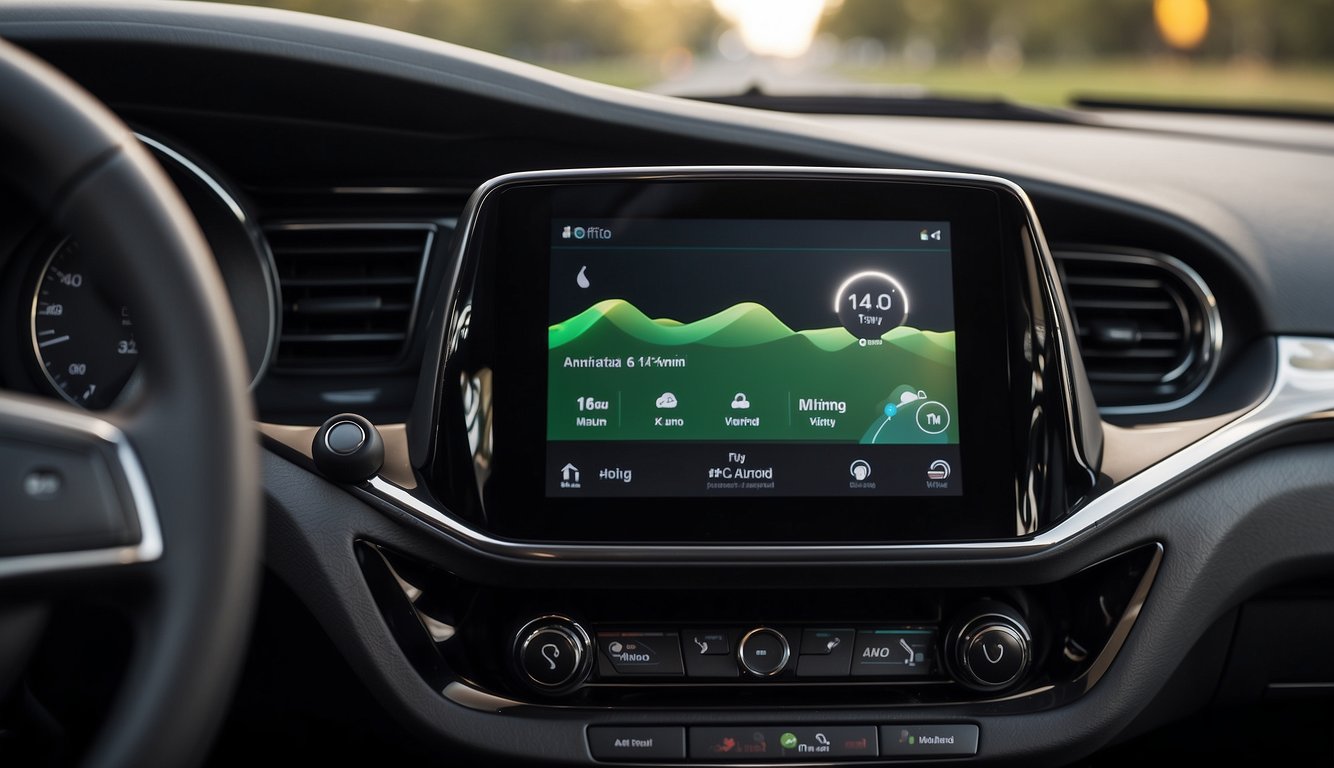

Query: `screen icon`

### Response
(915, 401, 950, 434)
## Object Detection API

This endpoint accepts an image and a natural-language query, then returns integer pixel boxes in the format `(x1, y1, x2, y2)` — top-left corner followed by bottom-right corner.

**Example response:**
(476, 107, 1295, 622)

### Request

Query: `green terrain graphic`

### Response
(548, 299, 958, 443)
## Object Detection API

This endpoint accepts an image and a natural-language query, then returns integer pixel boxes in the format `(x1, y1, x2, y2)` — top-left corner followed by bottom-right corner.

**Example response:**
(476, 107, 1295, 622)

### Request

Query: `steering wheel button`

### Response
(0, 442, 132, 555)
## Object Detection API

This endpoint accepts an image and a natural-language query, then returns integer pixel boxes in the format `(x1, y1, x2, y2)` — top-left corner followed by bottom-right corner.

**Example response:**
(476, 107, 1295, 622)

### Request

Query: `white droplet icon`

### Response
(576, 265, 590, 289)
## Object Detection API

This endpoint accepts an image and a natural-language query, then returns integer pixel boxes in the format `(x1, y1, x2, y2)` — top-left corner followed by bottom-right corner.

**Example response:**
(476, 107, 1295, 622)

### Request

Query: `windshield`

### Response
(220, 0, 1333, 114)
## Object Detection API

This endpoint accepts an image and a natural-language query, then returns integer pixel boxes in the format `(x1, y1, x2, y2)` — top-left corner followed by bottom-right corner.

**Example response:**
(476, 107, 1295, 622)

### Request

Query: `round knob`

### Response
(950, 610, 1032, 691)
(737, 627, 790, 677)
(311, 413, 384, 483)
(513, 616, 591, 693)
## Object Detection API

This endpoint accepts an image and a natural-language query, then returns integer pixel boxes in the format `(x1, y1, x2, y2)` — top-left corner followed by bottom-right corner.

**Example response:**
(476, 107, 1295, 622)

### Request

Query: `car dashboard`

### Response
(3, 2, 1334, 766)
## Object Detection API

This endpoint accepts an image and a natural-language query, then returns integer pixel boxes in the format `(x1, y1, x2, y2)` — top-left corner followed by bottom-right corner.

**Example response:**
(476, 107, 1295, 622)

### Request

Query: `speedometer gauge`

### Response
(31, 239, 138, 409)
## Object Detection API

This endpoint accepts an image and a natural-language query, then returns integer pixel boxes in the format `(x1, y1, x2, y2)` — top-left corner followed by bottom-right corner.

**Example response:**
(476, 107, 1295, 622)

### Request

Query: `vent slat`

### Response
(280, 332, 408, 343)
(1057, 250, 1216, 411)
(1062, 276, 1166, 289)
(271, 244, 425, 257)
(267, 223, 436, 370)
(1069, 298, 1176, 311)
(1078, 348, 1182, 359)
(281, 276, 418, 288)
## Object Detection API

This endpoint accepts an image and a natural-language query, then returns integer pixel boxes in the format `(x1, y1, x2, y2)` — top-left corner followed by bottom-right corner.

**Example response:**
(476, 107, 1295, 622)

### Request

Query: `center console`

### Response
(345, 168, 1143, 763)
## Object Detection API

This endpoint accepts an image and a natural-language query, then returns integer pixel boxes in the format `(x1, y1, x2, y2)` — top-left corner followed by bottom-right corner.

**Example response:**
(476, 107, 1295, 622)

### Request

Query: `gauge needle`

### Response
(38, 335, 70, 347)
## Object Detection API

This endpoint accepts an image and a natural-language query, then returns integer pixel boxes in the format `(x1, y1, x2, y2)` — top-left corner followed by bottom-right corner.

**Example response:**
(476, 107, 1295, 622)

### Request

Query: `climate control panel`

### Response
(511, 609, 1033, 695)
(357, 543, 1158, 714)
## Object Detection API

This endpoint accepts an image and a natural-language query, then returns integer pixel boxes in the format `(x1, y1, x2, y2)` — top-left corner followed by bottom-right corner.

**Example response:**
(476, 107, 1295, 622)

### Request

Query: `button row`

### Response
(588, 724, 979, 762)
(594, 627, 937, 680)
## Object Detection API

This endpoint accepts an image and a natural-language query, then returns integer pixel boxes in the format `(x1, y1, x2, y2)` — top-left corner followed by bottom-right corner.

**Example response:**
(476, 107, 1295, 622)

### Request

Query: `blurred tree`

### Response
(218, 0, 722, 60)
(821, 0, 1334, 63)
(213, 0, 1333, 65)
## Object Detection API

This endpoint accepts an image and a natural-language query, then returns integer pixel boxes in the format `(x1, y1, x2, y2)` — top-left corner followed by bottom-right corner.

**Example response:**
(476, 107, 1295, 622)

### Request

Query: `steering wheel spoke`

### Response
(0, 389, 161, 581)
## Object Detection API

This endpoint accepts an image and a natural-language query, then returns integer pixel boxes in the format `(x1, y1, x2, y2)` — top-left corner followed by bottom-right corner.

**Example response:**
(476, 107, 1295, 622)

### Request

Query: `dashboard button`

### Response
(880, 724, 979, 757)
(737, 627, 790, 676)
(684, 630, 739, 678)
(850, 629, 935, 677)
(588, 726, 686, 761)
(686, 630, 731, 656)
(689, 727, 779, 760)
(778, 726, 877, 759)
(800, 628, 851, 656)
(325, 420, 365, 454)
(796, 628, 855, 678)
(596, 632, 684, 676)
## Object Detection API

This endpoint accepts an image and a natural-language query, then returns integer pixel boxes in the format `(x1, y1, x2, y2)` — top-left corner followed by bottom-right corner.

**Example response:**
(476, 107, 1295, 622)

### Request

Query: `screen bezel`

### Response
(469, 177, 1021, 543)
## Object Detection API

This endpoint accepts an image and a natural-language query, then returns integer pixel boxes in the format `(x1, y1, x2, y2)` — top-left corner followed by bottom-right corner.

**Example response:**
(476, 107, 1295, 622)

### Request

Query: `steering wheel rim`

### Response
(0, 38, 260, 768)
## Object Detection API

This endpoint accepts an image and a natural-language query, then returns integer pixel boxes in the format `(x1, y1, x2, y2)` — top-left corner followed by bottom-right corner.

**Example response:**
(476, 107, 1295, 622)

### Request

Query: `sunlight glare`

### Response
(1154, 0, 1210, 51)
(711, 0, 830, 59)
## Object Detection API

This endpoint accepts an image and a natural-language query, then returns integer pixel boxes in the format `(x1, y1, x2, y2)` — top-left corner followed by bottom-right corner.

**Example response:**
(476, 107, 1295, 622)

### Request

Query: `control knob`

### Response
(948, 604, 1033, 691)
(513, 616, 592, 693)
(737, 627, 790, 677)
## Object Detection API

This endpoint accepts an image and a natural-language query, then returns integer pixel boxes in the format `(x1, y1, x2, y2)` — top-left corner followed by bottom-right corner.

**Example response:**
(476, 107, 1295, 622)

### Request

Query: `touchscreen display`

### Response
(545, 218, 961, 498)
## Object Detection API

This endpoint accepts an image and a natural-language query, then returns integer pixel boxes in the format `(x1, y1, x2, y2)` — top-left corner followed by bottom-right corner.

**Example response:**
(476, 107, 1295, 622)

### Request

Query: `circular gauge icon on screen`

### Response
(834, 271, 909, 339)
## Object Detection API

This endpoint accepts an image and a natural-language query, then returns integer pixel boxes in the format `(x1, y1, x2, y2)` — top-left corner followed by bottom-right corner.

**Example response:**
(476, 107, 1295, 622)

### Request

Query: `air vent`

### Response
(1055, 249, 1220, 413)
(268, 223, 436, 371)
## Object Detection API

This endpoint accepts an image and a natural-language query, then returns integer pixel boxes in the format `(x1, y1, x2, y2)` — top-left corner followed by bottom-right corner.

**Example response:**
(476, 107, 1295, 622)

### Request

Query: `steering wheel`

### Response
(0, 39, 260, 767)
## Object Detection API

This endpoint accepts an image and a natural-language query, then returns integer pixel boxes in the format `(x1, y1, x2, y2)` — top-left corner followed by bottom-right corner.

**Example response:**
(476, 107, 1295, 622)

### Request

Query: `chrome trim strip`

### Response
(366, 336, 1331, 562)
(136, 133, 281, 390)
(136, 134, 246, 223)
(442, 681, 524, 711)
(1077, 543, 1163, 691)
(0, 394, 162, 578)
(1056, 248, 1222, 415)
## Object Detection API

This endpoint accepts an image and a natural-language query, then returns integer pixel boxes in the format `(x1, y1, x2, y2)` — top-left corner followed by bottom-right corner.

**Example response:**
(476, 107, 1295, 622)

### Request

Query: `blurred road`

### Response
(651, 54, 849, 96)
